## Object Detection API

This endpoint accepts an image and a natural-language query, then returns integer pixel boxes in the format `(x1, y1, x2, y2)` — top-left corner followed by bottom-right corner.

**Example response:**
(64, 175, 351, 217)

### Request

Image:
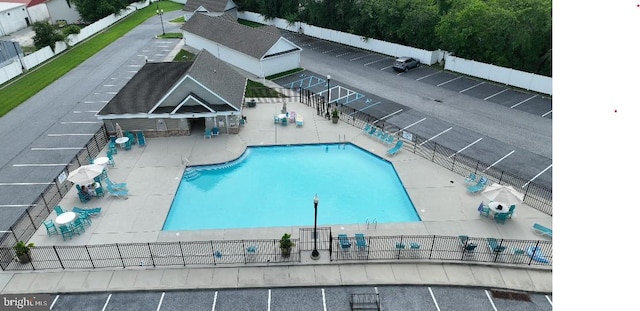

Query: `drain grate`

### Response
(490, 289, 531, 302)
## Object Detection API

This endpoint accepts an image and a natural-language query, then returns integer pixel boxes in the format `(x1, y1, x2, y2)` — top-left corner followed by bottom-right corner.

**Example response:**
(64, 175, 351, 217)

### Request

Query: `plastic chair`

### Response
(77, 211, 92, 226)
(494, 213, 509, 224)
(355, 233, 367, 249)
(72, 218, 85, 234)
(212, 127, 219, 136)
(54, 205, 67, 216)
(136, 131, 146, 146)
(126, 132, 136, 145)
(204, 128, 212, 139)
(464, 172, 477, 185)
(487, 238, 506, 253)
(507, 205, 516, 218)
(467, 176, 488, 193)
(106, 150, 115, 167)
(338, 234, 351, 249)
(43, 219, 58, 237)
(124, 139, 132, 150)
(477, 202, 490, 217)
(59, 224, 74, 241)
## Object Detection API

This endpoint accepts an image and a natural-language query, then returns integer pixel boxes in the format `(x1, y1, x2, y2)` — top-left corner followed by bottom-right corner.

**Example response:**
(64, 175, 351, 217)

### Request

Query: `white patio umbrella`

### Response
(67, 164, 104, 184)
(115, 123, 123, 138)
(481, 183, 524, 206)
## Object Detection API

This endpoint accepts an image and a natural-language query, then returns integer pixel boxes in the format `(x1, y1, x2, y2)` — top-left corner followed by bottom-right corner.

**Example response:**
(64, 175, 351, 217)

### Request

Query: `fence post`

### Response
(210, 241, 217, 265)
(242, 240, 247, 264)
(41, 193, 50, 213)
(494, 239, 505, 263)
(178, 241, 186, 267)
(115, 243, 125, 268)
(85, 245, 95, 269)
(429, 236, 435, 260)
(451, 153, 456, 171)
(528, 240, 540, 266)
(25, 209, 36, 230)
(52, 245, 64, 270)
(147, 243, 155, 267)
(432, 143, 437, 162)
(397, 235, 404, 259)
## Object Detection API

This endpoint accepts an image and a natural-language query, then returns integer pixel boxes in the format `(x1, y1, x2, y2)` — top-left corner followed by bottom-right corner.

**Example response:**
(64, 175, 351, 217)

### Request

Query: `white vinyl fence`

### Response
(1, 0, 150, 85)
(238, 11, 551, 96)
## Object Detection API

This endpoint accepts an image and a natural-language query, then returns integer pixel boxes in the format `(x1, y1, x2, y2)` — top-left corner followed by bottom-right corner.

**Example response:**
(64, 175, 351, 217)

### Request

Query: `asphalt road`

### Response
(48, 285, 553, 311)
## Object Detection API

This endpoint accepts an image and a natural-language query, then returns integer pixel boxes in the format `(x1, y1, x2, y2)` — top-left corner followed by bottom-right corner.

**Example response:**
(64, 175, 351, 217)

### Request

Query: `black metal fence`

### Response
(297, 87, 552, 216)
(0, 126, 109, 269)
(330, 235, 552, 267)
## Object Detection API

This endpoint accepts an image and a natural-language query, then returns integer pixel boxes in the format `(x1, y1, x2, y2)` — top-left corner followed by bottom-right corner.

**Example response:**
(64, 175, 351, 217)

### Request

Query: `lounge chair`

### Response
(43, 219, 58, 237)
(467, 176, 488, 193)
(104, 177, 127, 190)
(107, 185, 128, 199)
(386, 140, 404, 156)
(363, 123, 372, 133)
(487, 238, 506, 253)
(395, 242, 405, 249)
(533, 223, 552, 237)
(73, 207, 102, 217)
(136, 131, 146, 146)
(367, 126, 377, 136)
(458, 235, 477, 253)
(383, 134, 395, 145)
(410, 242, 420, 250)
(204, 128, 212, 139)
(338, 234, 351, 249)
(355, 233, 367, 249)
(246, 246, 257, 254)
(464, 172, 477, 185)
(296, 113, 304, 126)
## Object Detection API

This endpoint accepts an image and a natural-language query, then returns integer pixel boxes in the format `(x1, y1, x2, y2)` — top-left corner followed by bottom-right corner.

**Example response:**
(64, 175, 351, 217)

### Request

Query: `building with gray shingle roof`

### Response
(182, 13, 301, 78)
(96, 50, 247, 136)
(183, 0, 238, 20)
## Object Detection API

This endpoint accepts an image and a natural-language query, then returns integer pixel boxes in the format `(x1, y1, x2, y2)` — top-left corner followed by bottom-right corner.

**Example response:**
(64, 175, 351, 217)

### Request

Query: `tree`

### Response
(70, 0, 131, 23)
(32, 21, 64, 50)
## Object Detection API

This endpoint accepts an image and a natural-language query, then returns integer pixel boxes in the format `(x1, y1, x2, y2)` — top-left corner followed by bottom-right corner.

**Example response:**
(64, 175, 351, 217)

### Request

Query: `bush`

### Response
(63, 25, 82, 36)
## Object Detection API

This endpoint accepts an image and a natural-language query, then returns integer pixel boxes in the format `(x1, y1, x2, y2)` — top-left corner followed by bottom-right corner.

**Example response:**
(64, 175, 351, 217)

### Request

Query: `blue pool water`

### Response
(163, 143, 418, 230)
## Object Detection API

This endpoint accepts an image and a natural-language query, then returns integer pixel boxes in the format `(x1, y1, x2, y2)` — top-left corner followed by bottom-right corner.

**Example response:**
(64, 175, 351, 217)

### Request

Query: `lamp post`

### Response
(326, 74, 331, 104)
(156, 5, 165, 36)
(311, 194, 320, 260)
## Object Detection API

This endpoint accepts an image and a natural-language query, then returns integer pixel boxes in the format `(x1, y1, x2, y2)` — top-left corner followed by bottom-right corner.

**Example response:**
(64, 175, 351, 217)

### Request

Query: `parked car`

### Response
(393, 57, 420, 72)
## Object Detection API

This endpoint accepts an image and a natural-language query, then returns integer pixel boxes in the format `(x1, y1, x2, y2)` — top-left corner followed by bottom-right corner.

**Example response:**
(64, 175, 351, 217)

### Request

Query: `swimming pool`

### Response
(163, 143, 419, 230)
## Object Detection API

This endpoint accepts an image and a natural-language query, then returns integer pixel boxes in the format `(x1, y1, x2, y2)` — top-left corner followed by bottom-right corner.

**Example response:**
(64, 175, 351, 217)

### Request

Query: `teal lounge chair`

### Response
(104, 177, 127, 190)
(467, 176, 488, 193)
(355, 233, 367, 249)
(458, 235, 477, 252)
(363, 123, 372, 134)
(533, 223, 552, 237)
(247, 246, 257, 253)
(487, 238, 506, 253)
(338, 234, 351, 249)
(395, 242, 405, 249)
(464, 172, 477, 185)
(386, 140, 404, 156)
(107, 185, 128, 199)
(410, 242, 420, 250)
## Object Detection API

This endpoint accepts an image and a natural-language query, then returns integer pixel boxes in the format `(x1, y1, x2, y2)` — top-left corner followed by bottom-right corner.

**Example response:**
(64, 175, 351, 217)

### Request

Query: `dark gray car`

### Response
(393, 57, 420, 72)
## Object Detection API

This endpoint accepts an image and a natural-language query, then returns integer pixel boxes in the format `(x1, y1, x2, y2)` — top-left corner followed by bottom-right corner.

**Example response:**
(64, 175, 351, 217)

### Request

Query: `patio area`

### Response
(29, 96, 552, 247)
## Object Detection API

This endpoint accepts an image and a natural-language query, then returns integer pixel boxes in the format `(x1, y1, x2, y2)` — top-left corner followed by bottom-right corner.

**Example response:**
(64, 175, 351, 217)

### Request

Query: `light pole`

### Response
(326, 74, 331, 104)
(156, 5, 165, 36)
(311, 194, 320, 260)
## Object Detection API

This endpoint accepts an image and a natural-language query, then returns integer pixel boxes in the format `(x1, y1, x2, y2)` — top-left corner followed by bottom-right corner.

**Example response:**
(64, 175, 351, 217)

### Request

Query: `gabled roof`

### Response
(0, 0, 45, 7)
(181, 13, 297, 60)
(97, 50, 246, 117)
(183, 0, 235, 13)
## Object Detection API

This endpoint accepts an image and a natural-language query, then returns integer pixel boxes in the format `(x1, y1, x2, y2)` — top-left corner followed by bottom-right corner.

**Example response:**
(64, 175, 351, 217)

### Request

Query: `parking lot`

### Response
(281, 31, 552, 119)
(274, 71, 552, 190)
(49, 285, 552, 311)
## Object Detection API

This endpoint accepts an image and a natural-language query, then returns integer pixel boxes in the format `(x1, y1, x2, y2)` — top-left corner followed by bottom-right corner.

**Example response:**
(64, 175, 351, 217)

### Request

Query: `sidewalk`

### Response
(0, 257, 552, 294)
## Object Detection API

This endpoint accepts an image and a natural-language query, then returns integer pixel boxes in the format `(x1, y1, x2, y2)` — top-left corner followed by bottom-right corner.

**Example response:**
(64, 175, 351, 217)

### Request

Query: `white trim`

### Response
(171, 94, 216, 114)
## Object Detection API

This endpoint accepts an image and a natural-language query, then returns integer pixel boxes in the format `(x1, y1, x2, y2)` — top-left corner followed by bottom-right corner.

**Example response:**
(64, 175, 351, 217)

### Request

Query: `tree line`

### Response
(235, 0, 551, 76)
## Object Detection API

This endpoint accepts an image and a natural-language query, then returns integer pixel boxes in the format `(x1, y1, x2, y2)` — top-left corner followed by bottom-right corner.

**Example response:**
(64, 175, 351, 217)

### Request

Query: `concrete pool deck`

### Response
(28, 94, 552, 246)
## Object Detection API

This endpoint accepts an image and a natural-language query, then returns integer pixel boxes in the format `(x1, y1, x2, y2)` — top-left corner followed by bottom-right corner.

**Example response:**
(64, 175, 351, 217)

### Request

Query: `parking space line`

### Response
(348, 101, 380, 116)
(448, 138, 482, 158)
(336, 51, 353, 57)
(422, 127, 452, 144)
(350, 53, 371, 61)
(416, 71, 442, 81)
(459, 81, 485, 93)
(483, 150, 515, 172)
(31, 147, 85, 150)
(156, 292, 165, 311)
(484, 290, 498, 311)
(541, 109, 552, 117)
(545, 295, 553, 306)
(0, 204, 37, 207)
(268, 289, 271, 311)
(48, 133, 95, 136)
(484, 88, 508, 100)
(60, 121, 100, 124)
(322, 288, 327, 311)
(522, 164, 552, 188)
(364, 58, 389, 66)
(381, 65, 394, 70)
(103, 84, 115, 87)
(322, 48, 340, 54)
(372, 109, 403, 124)
(13, 163, 68, 167)
(84, 101, 95, 103)
(101, 294, 112, 311)
(0, 182, 51, 186)
(511, 95, 536, 108)
(437, 76, 462, 87)
(393, 117, 426, 134)
(428, 287, 441, 311)
(49, 295, 59, 309)
(212, 291, 218, 311)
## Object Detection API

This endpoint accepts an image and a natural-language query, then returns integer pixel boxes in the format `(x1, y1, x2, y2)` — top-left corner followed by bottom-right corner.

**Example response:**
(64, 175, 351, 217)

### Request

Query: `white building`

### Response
(45, 0, 80, 24)
(183, 0, 237, 20)
(0, 2, 29, 35)
(182, 13, 302, 78)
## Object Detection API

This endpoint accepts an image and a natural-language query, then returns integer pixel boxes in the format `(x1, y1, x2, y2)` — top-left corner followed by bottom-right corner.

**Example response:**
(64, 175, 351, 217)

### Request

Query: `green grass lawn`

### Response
(245, 80, 286, 98)
(238, 19, 264, 28)
(173, 49, 195, 61)
(0, 1, 184, 117)
(158, 32, 183, 39)
(266, 68, 304, 80)
(169, 16, 185, 23)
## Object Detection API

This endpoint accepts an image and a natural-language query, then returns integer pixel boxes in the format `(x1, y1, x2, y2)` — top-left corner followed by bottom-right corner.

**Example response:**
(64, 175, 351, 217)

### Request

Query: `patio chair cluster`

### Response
(465, 173, 488, 193)
(46, 206, 101, 241)
(362, 123, 396, 146)
(204, 127, 219, 139)
(477, 201, 516, 224)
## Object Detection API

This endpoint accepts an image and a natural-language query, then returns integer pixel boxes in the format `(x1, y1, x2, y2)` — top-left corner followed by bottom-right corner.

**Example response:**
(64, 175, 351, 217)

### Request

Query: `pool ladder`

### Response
(338, 134, 347, 148)
(366, 218, 377, 229)
(183, 168, 200, 181)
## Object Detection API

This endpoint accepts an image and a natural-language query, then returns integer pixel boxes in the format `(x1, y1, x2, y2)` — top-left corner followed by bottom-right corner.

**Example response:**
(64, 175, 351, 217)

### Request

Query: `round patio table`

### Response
(488, 202, 509, 214)
(115, 137, 129, 148)
(55, 212, 77, 226)
(93, 156, 109, 170)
